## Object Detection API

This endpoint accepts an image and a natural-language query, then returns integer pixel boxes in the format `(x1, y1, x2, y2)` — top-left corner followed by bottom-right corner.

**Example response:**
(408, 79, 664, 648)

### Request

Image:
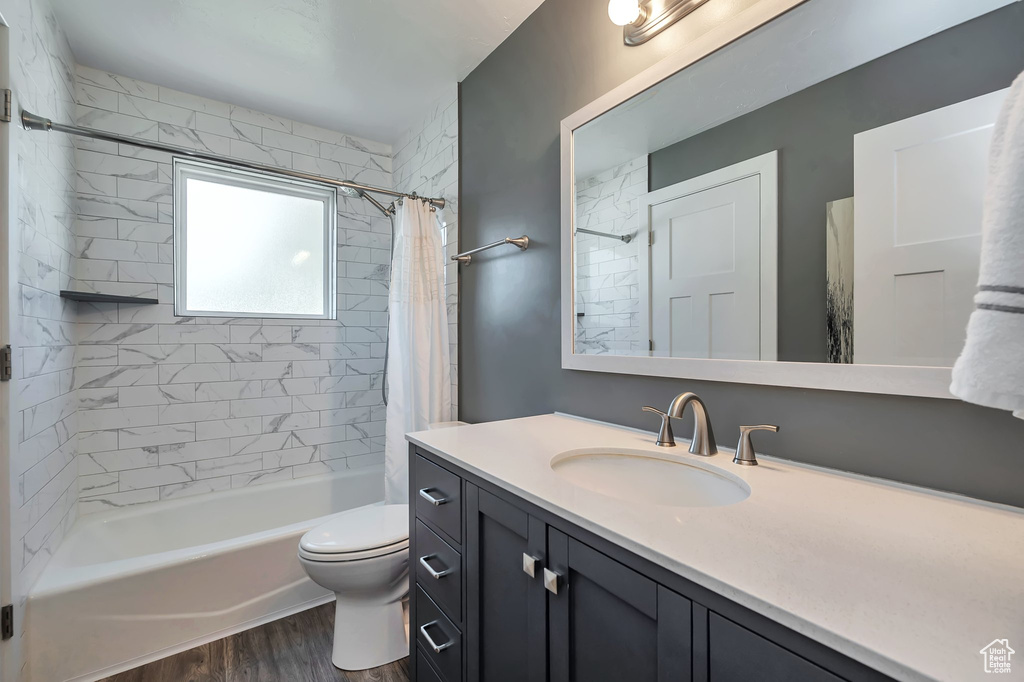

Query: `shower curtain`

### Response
(384, 199, 452, 504)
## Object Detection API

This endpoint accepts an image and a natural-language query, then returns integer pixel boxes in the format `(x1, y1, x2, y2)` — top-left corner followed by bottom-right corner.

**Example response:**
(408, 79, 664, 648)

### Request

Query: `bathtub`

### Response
(26, 466, 384, 682)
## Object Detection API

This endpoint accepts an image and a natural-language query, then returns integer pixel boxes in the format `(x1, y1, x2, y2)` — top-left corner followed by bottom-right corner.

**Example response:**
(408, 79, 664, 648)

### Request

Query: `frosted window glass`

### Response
(174, 162, 335, 319)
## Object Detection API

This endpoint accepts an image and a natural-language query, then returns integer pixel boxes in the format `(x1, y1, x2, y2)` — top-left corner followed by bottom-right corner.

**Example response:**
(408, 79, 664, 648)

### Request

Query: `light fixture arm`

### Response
(622, 0, 712, 46)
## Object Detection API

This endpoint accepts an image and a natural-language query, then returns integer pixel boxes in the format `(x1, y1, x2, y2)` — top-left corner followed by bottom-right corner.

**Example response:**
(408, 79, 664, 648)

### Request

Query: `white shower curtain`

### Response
(384, 199, 452, 504)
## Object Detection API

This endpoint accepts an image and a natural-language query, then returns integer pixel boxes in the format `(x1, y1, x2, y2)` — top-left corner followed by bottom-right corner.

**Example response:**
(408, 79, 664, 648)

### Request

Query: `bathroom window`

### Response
(173, 159, 337, 319)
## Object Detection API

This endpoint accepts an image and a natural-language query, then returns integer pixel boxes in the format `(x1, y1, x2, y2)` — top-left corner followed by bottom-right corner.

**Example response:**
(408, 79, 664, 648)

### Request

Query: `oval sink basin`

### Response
(550, 448, 750, 508)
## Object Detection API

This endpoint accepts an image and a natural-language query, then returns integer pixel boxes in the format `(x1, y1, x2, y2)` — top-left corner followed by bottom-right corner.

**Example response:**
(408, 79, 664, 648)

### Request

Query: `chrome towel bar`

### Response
(576, 227, 634, 243)
(452, 235, 529, 265)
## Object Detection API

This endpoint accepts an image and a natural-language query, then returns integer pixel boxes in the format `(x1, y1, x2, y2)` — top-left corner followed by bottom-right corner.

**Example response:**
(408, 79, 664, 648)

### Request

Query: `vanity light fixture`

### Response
(613, 0, 712, 46)
(608, 0, 645, 26)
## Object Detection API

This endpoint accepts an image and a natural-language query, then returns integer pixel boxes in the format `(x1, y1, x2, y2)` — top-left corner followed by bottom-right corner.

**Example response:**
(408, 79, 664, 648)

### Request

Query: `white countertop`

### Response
(407, 414, 1024, 682)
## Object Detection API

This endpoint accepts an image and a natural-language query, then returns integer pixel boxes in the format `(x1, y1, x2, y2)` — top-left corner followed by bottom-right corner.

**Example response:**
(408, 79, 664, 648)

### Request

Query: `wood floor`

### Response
(100, 604, 409, 682)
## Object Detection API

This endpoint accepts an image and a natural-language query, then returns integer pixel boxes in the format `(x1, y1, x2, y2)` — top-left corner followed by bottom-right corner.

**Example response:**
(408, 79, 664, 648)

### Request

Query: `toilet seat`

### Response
(299, 503, 409, 563)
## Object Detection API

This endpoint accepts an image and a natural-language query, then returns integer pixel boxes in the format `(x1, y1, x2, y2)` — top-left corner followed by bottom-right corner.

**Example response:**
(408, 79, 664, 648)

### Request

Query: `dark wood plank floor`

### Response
(100, 604, 409, 682)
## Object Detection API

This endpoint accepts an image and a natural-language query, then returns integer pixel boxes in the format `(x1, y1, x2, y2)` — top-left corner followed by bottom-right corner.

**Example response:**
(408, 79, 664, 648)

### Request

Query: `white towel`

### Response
(951, 70, 1024, 419)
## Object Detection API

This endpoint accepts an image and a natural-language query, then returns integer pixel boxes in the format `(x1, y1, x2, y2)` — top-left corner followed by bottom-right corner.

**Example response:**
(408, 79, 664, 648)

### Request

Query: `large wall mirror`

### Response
(560, 0, 1024, 398)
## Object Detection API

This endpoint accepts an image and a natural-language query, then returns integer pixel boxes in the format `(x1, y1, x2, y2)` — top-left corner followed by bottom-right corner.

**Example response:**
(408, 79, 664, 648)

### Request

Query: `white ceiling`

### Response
(51, 0, 545, 144)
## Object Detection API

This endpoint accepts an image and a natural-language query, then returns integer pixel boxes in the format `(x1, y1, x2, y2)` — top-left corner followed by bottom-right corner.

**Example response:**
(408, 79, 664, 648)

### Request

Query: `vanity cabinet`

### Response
(409, 446, 891, 682)
(547, 530, 692, 682)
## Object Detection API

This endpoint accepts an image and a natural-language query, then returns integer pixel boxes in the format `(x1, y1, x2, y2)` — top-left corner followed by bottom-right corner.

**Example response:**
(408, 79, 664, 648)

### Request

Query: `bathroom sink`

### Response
(550, 448, 750, 508)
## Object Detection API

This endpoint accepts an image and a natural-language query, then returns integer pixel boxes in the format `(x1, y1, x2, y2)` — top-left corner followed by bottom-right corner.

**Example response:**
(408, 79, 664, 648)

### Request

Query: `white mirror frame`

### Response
(560, 0, 959, 399)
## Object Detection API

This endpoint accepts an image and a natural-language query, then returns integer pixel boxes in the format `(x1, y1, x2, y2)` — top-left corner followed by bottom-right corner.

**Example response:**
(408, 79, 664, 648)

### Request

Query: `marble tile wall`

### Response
(70, 66, 396, 513)
(4, 0, 80, 674)
(391, 85, 459, 418)
(574, 156, 647, 355)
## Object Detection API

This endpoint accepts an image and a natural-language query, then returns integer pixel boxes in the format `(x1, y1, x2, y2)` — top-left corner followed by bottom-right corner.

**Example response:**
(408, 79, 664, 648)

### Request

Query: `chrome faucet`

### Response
(642, 391, 718, 456)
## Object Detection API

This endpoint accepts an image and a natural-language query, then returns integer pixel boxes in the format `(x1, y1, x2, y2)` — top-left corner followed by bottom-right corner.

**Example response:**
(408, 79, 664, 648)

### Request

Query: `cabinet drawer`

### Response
(416, 648, 446, 682)
(415, 519, 462, 620)
(709, 613, 843, 682)
(416, 587, 462, 682)
(414, 454, 462, 543)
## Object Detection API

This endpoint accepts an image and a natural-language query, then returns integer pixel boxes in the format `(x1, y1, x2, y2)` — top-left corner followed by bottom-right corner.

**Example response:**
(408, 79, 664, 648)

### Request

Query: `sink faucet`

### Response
(642, 392, 718, 456)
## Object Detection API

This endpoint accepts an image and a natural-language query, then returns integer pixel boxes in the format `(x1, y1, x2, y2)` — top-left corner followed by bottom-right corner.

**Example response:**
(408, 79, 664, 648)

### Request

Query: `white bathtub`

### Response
(26, 466, 384, 682)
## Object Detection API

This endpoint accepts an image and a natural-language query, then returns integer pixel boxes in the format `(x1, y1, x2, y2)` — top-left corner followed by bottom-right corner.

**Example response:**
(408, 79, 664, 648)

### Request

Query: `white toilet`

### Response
(298, 503, 410, 671)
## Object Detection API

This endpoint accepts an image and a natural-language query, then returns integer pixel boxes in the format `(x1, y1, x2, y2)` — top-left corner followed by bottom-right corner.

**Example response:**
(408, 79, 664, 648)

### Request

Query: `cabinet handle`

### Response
(418, 488, 450, 506)
(523, 553, 538, 578)
(419, 621, 453, 653)
(543, 568, 560, 595)
(419, 554, 453, 579)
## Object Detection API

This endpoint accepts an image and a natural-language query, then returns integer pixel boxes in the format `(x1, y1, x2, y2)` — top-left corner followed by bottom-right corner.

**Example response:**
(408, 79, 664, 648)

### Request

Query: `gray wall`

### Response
(459, 0, 1024, 508)
(649, 5, 1024, 362)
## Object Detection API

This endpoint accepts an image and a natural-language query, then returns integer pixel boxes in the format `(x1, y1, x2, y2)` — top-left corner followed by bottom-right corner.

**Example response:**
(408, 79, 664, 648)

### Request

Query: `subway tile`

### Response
(193, 112, 261, 143)
(195, 453, 263, 480)
(159, 476, 232, 500)
(118, 384, 196, 406)
(263, 412, 319, 433)
(158, 438, 231, 465)
(263, 447, 318, 469)
(158, 324, 231, 344)
(159, 363, 232, 384)
(157, 400, 231, 424)
(79, 489, 160, 514)
(229, 325, 291, 344)
(229, 396, 293, 418)
(118, 423, 196, 449)
(79, 405, 159, 431)
(75, 365, 158, 389)
(120, 462, 196, 491)
(261, 378, 319, 397)
(231, 467, 293, 488)
(79, 473, 119, 497)
(195, 417, 262, 441)
(117, 344, 195, 365)
(261, 343, 319, 361)
(195, 344, 262, 363)
(230, 432, 291, 456)
(195, 380, 262, 402)
(79, 448, 160, 475)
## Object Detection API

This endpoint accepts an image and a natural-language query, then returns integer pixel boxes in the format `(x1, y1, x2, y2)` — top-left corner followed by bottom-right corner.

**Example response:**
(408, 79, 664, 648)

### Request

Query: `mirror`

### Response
(567, 0, 1023, 381)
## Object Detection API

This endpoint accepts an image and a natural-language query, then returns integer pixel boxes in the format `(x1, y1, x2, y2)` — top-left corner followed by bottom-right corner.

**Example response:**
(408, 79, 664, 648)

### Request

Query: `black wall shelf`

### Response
(59, 290, 159, 305)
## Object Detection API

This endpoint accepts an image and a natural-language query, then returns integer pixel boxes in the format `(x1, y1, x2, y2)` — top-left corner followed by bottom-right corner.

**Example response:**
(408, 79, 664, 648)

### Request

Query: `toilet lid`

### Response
(300, 504, 409, 555)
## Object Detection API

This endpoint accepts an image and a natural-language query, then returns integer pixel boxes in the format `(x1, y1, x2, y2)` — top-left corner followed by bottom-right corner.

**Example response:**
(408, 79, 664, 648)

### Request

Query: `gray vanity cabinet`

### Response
(409, 446, 892, 682)
(464, 484, 547, 682)
(547, 530, 692, 682)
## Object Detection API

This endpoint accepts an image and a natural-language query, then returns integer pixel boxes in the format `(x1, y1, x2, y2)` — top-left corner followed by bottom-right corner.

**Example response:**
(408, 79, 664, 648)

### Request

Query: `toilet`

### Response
(298, 503, 410, 671)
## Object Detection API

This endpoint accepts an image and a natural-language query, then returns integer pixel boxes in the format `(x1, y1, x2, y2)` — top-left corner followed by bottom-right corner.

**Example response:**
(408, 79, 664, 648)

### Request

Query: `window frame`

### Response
(173, 158, 338, 320)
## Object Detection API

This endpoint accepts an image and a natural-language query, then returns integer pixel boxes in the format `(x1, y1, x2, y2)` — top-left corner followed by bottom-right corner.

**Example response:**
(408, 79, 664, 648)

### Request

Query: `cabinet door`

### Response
(548, 529, 692, 682)
(465, 484, 547, 682)
(707, 613, 842, 682)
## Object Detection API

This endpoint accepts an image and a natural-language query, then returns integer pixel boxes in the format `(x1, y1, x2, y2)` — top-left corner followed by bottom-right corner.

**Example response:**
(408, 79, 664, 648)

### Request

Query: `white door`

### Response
(640, 152, 778, 360)
(853, 89, 1007, 366)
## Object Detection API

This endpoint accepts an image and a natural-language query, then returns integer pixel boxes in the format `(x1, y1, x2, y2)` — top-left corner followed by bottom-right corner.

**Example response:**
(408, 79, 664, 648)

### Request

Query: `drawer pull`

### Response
(419, 488, 450, 506)
(419, 621, 453, 653)
(543, 568, 560, 595)
(523, 553, 538, 578)
(419, 554, 453, 579)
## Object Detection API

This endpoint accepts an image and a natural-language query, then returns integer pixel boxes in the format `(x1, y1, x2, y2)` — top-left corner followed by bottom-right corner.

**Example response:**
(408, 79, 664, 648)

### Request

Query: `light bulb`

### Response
(608, 0, 642, 26)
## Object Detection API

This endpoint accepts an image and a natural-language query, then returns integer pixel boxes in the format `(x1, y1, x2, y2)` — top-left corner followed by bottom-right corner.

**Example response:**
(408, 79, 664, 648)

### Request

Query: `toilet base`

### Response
(331, 595, 409, 671)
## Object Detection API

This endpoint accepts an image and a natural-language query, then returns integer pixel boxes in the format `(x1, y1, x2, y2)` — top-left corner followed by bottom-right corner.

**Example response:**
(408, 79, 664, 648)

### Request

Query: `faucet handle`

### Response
(642, 406, 675, 447)
(734, 425, 779, 466)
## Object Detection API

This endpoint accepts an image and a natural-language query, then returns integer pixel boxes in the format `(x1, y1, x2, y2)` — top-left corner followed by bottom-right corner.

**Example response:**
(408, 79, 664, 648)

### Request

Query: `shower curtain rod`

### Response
(19, 110, 444, 217)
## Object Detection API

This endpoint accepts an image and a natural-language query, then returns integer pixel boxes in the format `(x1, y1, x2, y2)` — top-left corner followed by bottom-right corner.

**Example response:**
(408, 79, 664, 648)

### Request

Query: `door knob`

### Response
(523, 553, 539, 578)
(543, 568, 560, 595)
